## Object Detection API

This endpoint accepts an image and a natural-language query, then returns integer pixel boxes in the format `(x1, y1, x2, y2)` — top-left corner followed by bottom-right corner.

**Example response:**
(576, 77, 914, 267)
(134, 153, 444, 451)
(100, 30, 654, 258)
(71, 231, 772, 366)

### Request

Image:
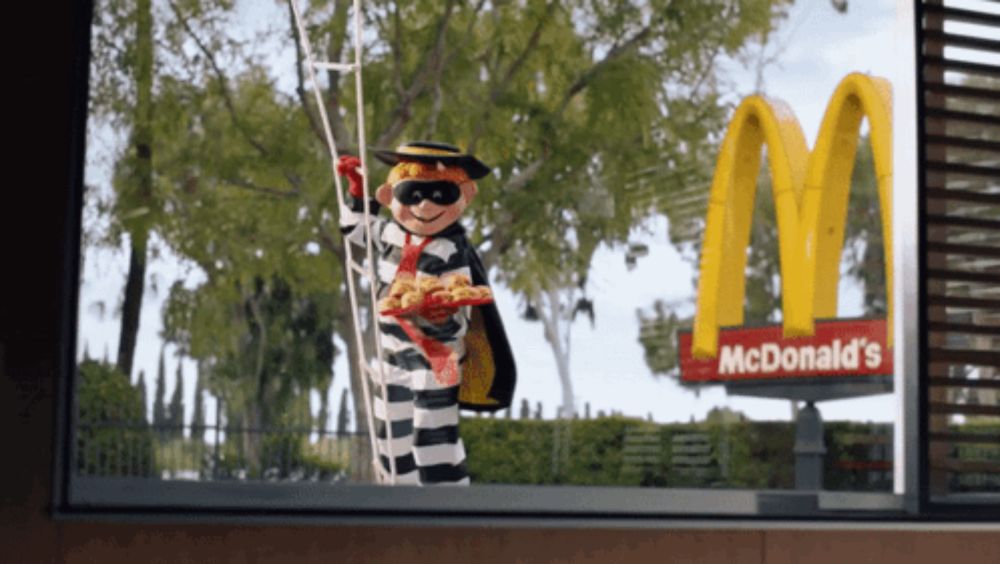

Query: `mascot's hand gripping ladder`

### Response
(288, 0, 398, 484)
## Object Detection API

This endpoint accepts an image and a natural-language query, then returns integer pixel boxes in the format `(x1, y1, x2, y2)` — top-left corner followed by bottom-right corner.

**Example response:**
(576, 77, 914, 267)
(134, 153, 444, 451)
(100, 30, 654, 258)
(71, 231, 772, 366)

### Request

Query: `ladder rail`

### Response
(288, 0, 396, 485)
(351, 0, 398, 486)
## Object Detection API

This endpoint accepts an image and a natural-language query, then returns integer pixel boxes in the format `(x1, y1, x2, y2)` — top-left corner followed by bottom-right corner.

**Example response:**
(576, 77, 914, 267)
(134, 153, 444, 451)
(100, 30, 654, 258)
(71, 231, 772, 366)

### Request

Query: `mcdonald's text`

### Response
(678, 319, 892, 383)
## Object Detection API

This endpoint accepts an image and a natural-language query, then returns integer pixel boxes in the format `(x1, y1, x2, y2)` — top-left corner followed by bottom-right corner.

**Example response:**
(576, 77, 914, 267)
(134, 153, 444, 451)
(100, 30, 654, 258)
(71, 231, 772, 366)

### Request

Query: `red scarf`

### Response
(392, 233, 459, 386)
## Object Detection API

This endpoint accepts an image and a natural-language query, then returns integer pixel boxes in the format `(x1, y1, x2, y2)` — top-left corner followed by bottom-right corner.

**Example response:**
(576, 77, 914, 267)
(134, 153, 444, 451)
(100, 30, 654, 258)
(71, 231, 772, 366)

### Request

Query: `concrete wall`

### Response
(2, 2, 997, 563)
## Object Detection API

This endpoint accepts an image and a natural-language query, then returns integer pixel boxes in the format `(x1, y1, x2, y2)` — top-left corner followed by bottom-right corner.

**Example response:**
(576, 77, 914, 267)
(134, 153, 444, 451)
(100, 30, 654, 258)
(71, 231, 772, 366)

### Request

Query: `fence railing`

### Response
(74, 417, 1000, 491)
(75, 421, 372, 483)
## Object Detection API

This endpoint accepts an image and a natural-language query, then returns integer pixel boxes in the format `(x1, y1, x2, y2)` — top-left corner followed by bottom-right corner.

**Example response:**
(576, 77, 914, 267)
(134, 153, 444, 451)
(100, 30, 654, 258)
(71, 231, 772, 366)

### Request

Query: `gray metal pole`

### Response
(794, 401, 826, 490)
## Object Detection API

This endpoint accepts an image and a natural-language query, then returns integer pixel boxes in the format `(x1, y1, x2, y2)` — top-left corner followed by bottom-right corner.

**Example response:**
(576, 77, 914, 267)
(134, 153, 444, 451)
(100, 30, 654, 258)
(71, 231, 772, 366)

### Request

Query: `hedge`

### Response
(461, 416, 900, 490)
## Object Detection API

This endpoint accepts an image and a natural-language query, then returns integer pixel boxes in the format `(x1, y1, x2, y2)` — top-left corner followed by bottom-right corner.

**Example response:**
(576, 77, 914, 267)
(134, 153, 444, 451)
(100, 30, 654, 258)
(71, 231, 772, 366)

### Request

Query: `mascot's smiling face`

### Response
(376, 161, 478, 236)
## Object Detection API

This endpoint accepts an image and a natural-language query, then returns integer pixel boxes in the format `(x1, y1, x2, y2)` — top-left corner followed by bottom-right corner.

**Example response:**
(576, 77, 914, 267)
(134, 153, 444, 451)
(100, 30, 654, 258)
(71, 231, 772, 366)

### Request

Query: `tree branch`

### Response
(479, 15, 662, 266)
(169, 0, 270, 158)
(374, 0, 457, 148)
(557, 19, 659, 117)
(324, 0, 354, 150)
(286, 0, 329, 148)
(225, 177, 300, 198)
(481, 14, 661, 268)
(468, 1, 556, 153)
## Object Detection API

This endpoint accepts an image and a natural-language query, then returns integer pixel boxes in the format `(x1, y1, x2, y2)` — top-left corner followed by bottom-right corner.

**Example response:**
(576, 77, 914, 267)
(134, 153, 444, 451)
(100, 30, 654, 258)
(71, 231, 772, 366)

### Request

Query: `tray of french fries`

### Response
(378, 272, 493, 317)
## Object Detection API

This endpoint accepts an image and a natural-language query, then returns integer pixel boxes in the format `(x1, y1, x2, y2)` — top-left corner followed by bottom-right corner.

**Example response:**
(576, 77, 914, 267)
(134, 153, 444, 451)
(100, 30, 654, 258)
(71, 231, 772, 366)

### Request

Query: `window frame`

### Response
(52, 0, 1000, 525)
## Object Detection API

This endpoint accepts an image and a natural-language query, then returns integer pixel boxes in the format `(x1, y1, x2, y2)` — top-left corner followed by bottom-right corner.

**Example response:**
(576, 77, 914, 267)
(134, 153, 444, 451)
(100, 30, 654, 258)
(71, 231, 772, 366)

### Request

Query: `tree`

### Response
(336, 388, 351, 437)
(152, 347, 167, 433)
(168, 360, 185, 439)
(191, 365, 206, 434)
(77, 360, 154, 477)
(91, 0, 792, 458)
(88, 0, 159, 379)
(135, 369, 148, 422)
(164, 276, 338, 473)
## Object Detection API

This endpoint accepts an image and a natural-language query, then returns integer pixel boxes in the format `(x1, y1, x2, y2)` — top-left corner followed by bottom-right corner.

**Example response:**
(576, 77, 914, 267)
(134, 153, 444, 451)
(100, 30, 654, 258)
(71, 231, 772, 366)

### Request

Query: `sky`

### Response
(78, 0, 930, 433)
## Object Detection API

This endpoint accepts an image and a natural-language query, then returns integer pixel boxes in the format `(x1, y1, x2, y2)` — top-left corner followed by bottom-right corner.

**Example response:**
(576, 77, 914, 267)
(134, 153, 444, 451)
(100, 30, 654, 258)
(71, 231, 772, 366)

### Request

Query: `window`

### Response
(60, 0, 998, 520)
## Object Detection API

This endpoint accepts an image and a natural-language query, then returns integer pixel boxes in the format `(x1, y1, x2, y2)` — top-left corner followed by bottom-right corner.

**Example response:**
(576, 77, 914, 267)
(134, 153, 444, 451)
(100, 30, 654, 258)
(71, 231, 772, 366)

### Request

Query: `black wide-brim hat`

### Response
(372, 141, 492, 180)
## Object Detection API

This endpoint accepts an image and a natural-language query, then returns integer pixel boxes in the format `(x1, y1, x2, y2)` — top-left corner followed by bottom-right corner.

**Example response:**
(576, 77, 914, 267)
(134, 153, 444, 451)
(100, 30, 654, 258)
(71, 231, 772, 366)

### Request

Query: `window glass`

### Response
(74, 0, 924, 509)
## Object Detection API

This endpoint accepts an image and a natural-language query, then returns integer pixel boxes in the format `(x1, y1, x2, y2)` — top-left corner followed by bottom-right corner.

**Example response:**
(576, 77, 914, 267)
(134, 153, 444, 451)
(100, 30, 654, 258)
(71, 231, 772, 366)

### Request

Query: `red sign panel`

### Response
(678, 319, 892, 383)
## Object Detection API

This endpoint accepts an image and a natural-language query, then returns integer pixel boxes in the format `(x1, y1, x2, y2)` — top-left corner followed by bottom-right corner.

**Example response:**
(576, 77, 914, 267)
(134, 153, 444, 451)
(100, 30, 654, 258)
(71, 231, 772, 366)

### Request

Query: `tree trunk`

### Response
(537, 288, 575, 418)
(117, 232, 147, 377)
(116, 0, 154, 378)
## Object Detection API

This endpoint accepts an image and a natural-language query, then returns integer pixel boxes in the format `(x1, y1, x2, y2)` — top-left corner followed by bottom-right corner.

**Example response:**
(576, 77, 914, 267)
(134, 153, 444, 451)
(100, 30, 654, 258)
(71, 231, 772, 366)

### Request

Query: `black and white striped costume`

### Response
(341, 195, 473, 485)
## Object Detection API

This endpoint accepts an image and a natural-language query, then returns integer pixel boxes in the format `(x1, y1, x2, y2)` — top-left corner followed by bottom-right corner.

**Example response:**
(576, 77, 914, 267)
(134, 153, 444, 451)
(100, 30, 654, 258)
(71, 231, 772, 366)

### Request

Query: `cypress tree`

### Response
(152, 348, 167, 435)
(519, 398, 530, 419)
(316, 384, 331, 434)
(336, 388, 350, 437)
(135, 369, 148, 422)
(191, 367, 205, 435)
(168, 361, 184, 439)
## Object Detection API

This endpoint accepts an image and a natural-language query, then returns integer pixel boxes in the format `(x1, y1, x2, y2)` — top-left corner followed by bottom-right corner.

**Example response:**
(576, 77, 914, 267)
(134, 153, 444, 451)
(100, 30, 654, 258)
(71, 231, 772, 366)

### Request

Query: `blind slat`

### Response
(923, 82, 1000, 102)
(921, 29, 1000, 53)
(926, 187, 1000, 205)
(927, 295, 1000, 310)
(926, 134, 1000, 153)
(927, 242, 1000, 259)
(929, 376, 1000, 389)
(926, 214, 1000, 231)
(930, 432, 1000, 445)
(928, 347, 1000, 367)
(929, 403, 1000, 417)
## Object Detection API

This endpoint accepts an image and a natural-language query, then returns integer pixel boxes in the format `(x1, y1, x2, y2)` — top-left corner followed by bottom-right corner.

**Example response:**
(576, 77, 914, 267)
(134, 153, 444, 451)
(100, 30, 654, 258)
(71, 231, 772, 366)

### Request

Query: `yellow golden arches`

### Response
(691, 73, 893, 358)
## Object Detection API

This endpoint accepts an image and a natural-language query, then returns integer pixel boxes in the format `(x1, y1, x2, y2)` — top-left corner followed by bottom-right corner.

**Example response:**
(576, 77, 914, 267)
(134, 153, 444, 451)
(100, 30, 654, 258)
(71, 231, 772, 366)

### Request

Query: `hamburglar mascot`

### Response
(336, 142, 516, 486)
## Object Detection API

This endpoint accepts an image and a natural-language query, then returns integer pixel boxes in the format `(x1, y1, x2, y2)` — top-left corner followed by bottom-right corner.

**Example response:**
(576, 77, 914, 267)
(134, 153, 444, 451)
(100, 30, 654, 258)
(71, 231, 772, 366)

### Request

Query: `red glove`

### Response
(336, 155, 365, 199)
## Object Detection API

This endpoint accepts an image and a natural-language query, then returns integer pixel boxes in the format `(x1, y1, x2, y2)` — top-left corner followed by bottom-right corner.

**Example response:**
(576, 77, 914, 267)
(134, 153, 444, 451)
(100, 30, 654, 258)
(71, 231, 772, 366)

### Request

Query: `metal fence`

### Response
(75, 420, 373, 483)
(75, 409, 999, 491)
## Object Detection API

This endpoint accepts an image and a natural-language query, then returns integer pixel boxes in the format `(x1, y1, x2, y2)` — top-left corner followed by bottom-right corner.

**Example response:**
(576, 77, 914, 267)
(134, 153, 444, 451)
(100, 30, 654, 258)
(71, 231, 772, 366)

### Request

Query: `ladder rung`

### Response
(348, 260, 370, 278)
(313, 61, 357, 73)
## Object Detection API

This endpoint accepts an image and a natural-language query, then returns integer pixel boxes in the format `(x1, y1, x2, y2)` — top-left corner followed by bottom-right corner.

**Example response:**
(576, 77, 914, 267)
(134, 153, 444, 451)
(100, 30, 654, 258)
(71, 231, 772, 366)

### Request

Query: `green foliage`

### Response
(167, 361, 185, 439)
(191, 367, 206, 431)
(135, 369, 148, 419)
(76, 360, 154, 477)
(636, 301, 686, 376)
(152, 348, 167, 431)
(948, 421, 1000, 493)
(462, 416, 896, 491)
(210, 424, 346, 482)
(165, 276, 338, 432)
(88, 0, 793, 456)
(336, 388, 350, 436)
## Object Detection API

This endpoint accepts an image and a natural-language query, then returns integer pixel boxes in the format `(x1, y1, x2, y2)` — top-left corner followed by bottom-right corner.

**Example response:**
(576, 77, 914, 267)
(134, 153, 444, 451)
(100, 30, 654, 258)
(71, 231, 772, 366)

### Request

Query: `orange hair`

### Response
(387, 161, 471, 186)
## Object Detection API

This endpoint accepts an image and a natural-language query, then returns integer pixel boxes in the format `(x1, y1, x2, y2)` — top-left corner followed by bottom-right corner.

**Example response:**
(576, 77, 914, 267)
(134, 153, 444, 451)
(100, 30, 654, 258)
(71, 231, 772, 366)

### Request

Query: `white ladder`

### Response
(289, 0, 396, 485)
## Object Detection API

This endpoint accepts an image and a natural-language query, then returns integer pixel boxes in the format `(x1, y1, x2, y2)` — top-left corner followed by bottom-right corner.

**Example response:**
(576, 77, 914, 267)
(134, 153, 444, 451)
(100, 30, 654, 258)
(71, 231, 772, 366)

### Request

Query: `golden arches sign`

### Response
(692, 73, 894, 359)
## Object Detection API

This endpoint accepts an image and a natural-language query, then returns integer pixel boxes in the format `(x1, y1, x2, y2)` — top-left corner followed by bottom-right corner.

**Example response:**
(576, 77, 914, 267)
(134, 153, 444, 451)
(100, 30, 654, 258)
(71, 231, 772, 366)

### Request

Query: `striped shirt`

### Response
(340, 196, 472, 367)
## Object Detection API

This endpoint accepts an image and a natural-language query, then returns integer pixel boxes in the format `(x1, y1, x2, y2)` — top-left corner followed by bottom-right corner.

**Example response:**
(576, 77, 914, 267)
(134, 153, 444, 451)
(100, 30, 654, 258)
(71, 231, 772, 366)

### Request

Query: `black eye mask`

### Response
(392, 180, 462, 206)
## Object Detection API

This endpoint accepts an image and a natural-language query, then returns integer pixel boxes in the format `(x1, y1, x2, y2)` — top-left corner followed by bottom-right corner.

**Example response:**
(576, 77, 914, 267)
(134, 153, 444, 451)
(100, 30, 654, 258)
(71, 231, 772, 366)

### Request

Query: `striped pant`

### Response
(371, 358, 470, 485)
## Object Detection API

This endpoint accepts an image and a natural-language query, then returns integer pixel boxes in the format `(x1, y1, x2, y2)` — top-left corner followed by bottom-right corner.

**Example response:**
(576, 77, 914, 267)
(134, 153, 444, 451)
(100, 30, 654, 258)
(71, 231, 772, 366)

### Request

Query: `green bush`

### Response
(76, 360, 155, 477)
(462, 417, 898, 491)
